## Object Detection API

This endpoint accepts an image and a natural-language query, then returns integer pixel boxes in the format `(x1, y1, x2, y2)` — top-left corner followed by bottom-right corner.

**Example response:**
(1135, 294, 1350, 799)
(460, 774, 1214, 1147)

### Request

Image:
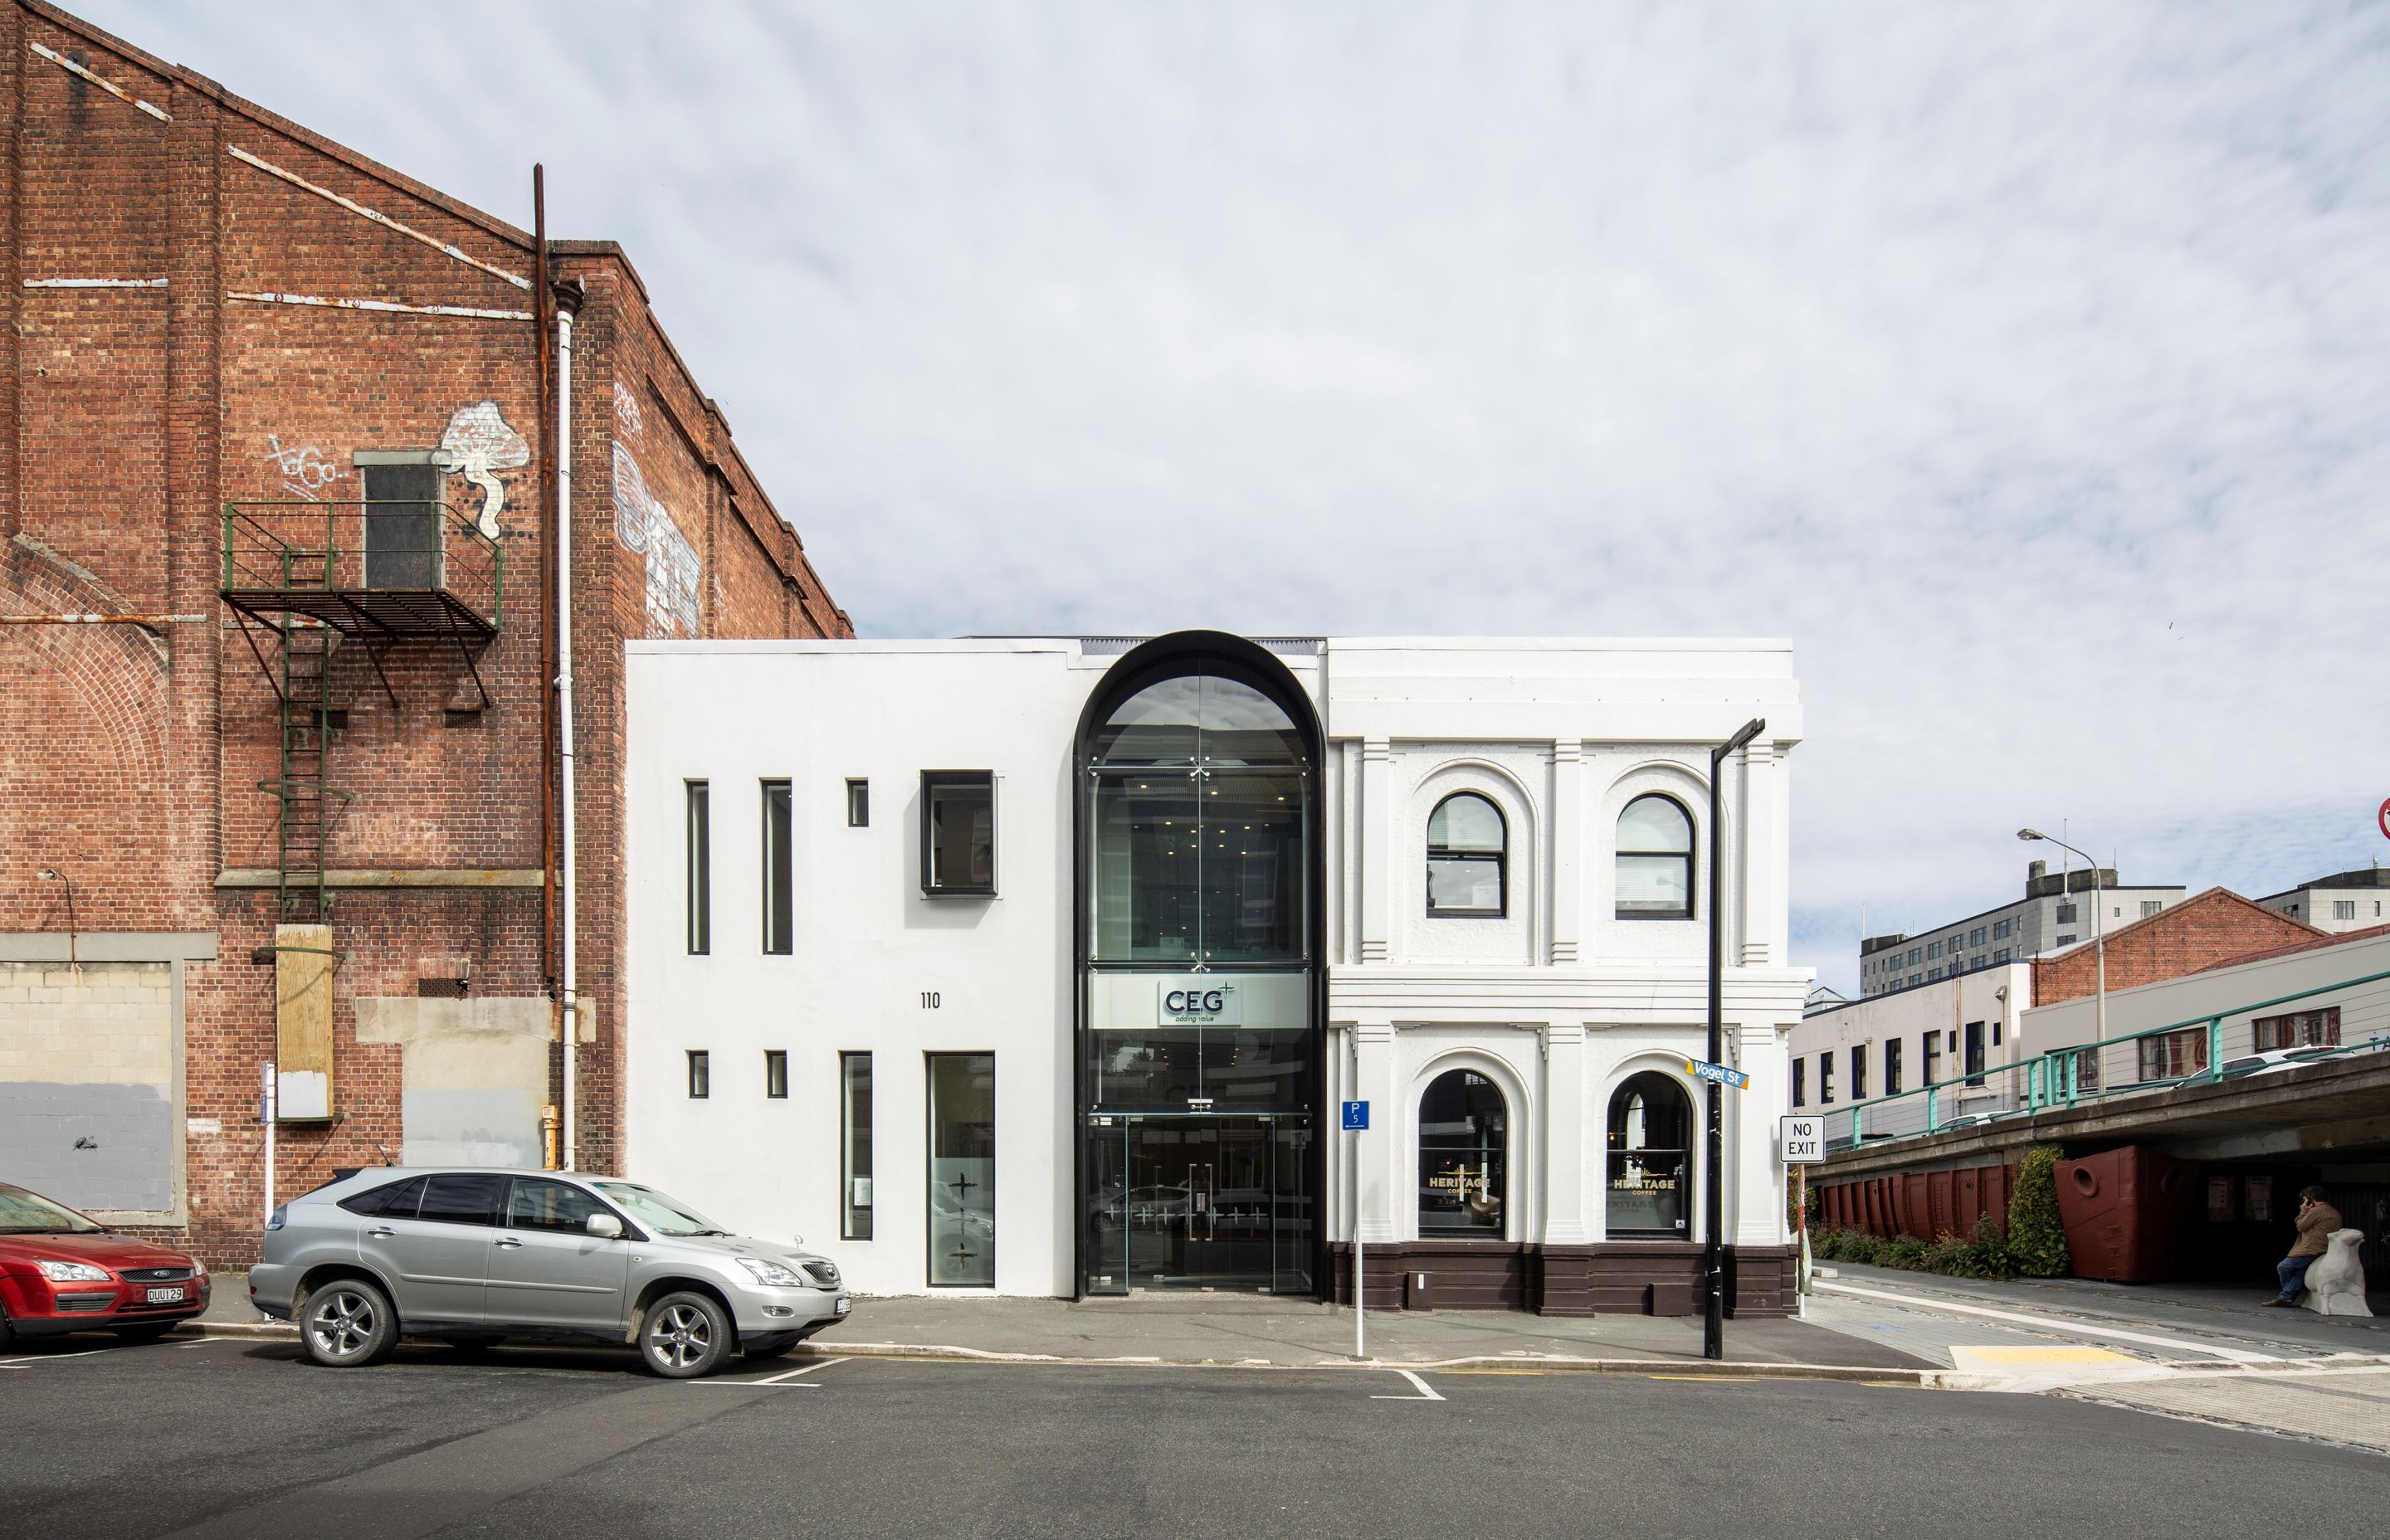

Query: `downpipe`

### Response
(555, 300, 580, 1170)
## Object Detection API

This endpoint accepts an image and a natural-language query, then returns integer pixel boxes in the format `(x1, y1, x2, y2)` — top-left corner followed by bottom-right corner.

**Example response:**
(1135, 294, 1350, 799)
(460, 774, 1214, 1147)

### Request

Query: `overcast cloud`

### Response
(80, 2, 2390, 990)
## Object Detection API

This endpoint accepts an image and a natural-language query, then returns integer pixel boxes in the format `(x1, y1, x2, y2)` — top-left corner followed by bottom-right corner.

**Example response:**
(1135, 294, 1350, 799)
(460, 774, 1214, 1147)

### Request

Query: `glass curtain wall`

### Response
(1082, 669, 1316, 1295)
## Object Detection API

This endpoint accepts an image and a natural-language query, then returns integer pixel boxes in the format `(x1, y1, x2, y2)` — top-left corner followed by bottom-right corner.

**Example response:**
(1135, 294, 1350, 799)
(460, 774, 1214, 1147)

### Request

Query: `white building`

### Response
(622, 633, 1808, 1315)
(2256, 865, 2390, 936)
(1857, 864, 2185, 997)
(1786, 964, 2032, 1138)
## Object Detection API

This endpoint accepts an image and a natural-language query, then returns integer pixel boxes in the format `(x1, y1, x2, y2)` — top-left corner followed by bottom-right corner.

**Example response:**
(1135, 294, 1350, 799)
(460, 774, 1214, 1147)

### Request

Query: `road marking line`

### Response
(758, 1356, 851, 1384)
(695, 1355, 856, 1388)
(1370, 1368, 1445, 1401)
(1817, 1279, 2280, 1363)
(0, 1348, 107, 1366)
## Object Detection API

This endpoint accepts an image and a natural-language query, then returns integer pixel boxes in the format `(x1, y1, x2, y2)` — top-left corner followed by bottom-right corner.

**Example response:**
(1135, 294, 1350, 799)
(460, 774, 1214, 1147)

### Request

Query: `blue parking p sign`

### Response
(1341, 1100, 1369, 1132)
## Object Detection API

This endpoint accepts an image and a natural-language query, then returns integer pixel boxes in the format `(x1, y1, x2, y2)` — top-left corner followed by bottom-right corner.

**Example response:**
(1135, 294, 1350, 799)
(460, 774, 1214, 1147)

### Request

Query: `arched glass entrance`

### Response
(1079, 640, 1320, 1296)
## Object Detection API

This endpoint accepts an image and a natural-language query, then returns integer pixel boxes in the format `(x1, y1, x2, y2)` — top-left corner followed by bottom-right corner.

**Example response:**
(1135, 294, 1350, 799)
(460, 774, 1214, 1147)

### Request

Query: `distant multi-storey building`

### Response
(1857, 860, 2186, 997)
(2255, 865, 2390, 935)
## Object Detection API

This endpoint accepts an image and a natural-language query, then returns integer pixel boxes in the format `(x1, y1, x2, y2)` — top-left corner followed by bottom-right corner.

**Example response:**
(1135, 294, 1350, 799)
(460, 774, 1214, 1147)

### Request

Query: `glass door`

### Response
(1085, 1114, 1313, 1295)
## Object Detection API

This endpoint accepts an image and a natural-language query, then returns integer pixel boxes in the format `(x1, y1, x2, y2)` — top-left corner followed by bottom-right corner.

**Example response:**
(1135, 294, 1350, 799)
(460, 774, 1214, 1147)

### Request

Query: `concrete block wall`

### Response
(0, 960, 173, 1211)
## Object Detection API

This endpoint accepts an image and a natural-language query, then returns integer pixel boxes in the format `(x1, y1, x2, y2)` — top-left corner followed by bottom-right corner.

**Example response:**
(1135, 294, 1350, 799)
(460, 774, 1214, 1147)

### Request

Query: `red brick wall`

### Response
(2032, 887, 2321, 1006)
(1, 2, 851, 1264)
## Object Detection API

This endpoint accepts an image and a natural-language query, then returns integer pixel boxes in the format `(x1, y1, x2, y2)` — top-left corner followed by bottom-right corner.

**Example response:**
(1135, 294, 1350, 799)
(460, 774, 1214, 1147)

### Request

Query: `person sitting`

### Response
(2262, 1186, 2341, 1308)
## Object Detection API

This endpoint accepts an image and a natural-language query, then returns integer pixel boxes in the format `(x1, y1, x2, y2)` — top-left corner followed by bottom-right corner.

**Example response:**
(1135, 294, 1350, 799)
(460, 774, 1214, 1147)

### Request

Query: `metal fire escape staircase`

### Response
(220, 500, 505, 927)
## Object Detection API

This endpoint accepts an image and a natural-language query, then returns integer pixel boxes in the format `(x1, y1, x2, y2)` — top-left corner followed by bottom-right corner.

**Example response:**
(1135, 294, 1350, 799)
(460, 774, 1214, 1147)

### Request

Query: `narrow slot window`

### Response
(841, 1052, 874, 1240)
(685, 780, 710, 954)
(762, 779, 793, 953)
(687, 1050, 710, 1099)
(846, 778, 871, 828)
(764, 1050, 788, 1099)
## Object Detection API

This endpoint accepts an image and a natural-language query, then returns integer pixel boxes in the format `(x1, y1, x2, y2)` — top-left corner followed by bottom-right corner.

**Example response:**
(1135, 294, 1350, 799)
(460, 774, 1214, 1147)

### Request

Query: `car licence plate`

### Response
(835, 1297, 851, 1315)
(146, 1286, 185, 1304)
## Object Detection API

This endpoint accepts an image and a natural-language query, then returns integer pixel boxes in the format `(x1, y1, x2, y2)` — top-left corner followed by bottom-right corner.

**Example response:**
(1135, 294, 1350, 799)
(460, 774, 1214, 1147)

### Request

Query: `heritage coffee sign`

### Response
(1158, 978, 1241, 1026)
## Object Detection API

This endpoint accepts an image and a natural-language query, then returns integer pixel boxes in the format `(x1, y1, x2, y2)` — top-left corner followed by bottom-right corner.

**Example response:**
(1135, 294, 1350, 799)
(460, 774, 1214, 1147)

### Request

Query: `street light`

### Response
(1704, 716, 1766, 1362)
(2018, 829, 2105, 1059)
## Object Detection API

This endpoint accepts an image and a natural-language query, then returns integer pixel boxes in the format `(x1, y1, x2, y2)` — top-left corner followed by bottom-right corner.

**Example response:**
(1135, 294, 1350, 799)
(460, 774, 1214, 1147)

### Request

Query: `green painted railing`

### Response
(221, 500, 502, 629)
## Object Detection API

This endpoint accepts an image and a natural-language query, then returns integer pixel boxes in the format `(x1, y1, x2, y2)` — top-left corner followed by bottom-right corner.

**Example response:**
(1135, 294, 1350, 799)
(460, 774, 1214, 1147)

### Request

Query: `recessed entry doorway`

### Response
(1085, 1114, 1314, 1294)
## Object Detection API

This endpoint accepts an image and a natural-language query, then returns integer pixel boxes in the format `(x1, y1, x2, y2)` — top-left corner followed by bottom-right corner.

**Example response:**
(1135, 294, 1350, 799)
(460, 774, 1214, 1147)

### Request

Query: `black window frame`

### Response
(1885, 1036, 1904, 1095)
(1851, 1044, 1868, 1101)
(1791, 1058, 1806, 1108)
(417, 1172, 505, 1228)
(762, 778, 793, 953)
(841, 1050, 874, 1240)
(1614, 792, 1695, 921)
(920, 770, 997, 898)
(687, 1050, 710, 1099)
(1417, 1068, 1510, 1234)
(846, 777, 871, 828)
(764, 1049, 788, 1099)
(685, 779, 711, 955)
(1423, 792, 1507, 919)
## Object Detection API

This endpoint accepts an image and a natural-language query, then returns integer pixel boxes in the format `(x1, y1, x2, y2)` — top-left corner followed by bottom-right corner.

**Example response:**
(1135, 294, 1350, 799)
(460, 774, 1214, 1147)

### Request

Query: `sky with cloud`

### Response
(82, 2, 2390, 991)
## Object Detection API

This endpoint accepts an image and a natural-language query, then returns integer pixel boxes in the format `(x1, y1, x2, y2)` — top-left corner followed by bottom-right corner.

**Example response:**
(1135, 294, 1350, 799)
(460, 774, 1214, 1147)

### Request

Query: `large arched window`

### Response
(1417, 1069, 1506, 1233)
(1615, 794, 1694, 919)
(1607, 1072, 1691, 1236)
(1426, 792, 1505, 917)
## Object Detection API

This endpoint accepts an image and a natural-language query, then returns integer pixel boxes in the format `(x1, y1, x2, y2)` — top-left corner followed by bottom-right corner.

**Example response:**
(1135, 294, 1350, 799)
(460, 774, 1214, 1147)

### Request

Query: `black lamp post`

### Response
(1704, 717, 1765, 1362)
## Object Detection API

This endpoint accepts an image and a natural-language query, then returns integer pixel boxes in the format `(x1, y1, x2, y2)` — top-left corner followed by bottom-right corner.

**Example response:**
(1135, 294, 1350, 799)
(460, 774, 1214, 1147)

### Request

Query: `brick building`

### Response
(2030, 887, 2319, 1007)
(0, 1, 849, 1265)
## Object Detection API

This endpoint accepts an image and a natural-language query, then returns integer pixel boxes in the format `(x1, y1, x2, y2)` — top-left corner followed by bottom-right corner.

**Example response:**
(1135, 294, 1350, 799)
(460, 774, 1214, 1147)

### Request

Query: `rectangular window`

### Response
(2056, 902, 2078, 924)
(685, 781, 711, 954)
(1885, 1037, 1904, 1095)
(927, 1052, 995, 1285)
(359, 459, 444, 590)
(764, 1050, 788, 1099)
(1927, 967, 1942, 982)
(1993, 948, 2010, 963)
(762, 779, 793, 953)
(1922, 1032, 1942, 1086)
(1926, 941, 1941, 960)
(2137, 1029, 2207, 1081)
(1993, 918, 2012, 939)
(2252, 1007, 2339, 1050)
(1992, 1020, 2003, 1046)
(841, 1052, 874, 1240)
(2056, 933, 2076, 946)
(846, 777, 871, 828)
(921, 771, 997, 896)
(1906, 948, 1920, 966)
(1818, 1052, 1835, 1105)
(686, 1050, 710, 1099)
(2332, 899, 2357, 922)
(1968, 926, 1986, 947)
(2070, 1047, 2101, 1092)
(1851, 1044, 1868, 1101)
(2143, 899, 2165, 918)
(1792, 1059, 1806, 1107)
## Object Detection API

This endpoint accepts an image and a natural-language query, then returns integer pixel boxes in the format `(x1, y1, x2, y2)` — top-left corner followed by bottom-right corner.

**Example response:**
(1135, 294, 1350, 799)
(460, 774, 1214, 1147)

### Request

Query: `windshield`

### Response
(0, 1183, 104, 1235)
(591, 1182, 729, 1237)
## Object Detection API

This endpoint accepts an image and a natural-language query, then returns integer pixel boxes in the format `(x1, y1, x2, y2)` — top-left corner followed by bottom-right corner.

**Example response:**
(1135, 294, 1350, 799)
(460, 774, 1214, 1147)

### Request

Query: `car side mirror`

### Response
(586, 1212, 623, 1239)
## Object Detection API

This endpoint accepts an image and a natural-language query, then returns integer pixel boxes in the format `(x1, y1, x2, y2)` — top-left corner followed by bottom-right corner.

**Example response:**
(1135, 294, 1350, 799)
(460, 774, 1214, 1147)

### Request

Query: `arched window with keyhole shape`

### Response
(1425, 792, 1506, 918)
(1615, 793, 1695, 920)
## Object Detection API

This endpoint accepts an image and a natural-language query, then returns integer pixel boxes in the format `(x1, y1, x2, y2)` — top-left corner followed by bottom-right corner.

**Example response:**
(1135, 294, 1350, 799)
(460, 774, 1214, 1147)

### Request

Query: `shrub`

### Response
(2007, 1146, 2071, 1278)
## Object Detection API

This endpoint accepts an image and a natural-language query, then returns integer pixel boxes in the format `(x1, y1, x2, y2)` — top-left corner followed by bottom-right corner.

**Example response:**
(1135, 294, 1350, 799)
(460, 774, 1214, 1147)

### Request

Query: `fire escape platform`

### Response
(218, 585, 495, 641)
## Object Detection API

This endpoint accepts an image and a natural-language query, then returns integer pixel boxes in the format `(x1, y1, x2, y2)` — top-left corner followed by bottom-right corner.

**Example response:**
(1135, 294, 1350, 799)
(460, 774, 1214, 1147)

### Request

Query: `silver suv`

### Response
(250, 1168, 852, 1378)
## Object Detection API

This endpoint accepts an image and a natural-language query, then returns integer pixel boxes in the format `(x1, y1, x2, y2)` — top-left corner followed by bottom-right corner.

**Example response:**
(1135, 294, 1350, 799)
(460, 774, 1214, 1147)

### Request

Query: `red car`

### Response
(0, 1182, 212, 1348)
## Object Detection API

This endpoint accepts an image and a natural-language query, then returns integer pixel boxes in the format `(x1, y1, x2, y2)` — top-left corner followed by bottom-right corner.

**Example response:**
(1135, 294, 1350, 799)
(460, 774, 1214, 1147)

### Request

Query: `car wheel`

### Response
(112, 1323, 178, 1343)
(0, 1307, 13, 1352)
(303, 1279, 398, 1368)
(639, 1292, 732, 1379)
(742, 1332, 803, 1361)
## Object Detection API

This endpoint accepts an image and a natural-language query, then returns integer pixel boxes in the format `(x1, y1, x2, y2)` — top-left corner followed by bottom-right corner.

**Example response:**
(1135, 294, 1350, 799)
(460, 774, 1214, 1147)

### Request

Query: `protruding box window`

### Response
(920, 771, 996, 897)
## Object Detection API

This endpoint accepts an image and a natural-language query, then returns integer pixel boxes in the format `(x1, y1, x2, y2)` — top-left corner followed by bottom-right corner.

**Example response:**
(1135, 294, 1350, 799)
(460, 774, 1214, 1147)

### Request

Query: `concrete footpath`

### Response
(196, 1272, 1925, 1377)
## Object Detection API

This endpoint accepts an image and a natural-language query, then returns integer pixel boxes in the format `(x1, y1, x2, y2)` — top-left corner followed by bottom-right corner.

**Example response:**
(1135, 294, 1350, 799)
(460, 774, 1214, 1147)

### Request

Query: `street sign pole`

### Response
(1343, 1099, 1369, 1359)
(1705, 717, 1764, 1362)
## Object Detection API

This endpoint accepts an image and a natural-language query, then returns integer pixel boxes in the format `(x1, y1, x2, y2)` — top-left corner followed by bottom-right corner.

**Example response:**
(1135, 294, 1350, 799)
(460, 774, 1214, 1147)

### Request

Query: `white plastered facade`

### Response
(623, 636, 1808, 1297)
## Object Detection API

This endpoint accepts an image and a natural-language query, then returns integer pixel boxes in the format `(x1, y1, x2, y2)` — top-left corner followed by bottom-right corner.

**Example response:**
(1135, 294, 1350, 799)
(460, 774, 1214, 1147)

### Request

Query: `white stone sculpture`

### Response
(2299, 1229, 2373, 1317)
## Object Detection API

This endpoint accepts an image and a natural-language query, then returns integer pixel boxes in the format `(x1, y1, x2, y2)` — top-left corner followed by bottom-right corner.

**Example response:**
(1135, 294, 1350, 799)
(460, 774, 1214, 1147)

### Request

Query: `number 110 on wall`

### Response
(919, 992, 941, 1010)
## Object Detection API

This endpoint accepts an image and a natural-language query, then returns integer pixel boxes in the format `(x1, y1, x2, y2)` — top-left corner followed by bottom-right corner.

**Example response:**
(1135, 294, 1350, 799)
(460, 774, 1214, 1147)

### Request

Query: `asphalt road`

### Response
(2, 1333, 2380, 1539)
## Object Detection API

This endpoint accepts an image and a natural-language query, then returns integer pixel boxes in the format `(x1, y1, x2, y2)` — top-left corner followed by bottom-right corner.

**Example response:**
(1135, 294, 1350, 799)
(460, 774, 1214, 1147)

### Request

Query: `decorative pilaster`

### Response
(1737, 739, 1779, 967)
(1358, 739, 1393, 963)
(1731, 1021, 1786, 1245)
(1541, 1022, 1589, 1244)
(1354, 1021, 1397, 1242)
(1548, 741, 1583, 965)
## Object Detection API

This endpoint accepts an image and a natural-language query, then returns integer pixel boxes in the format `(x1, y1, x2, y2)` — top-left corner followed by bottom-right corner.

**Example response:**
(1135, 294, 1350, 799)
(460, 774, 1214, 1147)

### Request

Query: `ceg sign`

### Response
(1158, 979, 1241, 1026)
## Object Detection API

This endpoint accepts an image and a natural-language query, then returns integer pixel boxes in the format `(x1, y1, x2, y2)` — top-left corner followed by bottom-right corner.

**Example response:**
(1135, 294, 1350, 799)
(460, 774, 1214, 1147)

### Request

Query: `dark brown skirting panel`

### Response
(1324, 1240, 1797, 1318)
